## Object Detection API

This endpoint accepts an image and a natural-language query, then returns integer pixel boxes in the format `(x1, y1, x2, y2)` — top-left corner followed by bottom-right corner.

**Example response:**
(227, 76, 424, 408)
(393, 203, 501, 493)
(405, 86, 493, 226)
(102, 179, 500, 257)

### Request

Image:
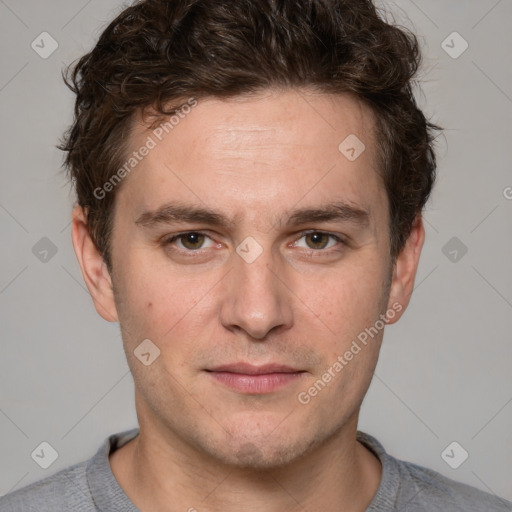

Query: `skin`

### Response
(72, 89, 424, 512)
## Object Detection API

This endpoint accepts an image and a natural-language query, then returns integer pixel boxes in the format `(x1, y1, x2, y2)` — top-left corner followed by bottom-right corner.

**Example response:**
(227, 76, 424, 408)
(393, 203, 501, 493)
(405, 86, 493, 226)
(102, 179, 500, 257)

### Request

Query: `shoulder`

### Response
(357, 431, 512, 512)
(0, 461, 94, 511)
(0, 429, 139, 512)
(396, 458, 512, 511)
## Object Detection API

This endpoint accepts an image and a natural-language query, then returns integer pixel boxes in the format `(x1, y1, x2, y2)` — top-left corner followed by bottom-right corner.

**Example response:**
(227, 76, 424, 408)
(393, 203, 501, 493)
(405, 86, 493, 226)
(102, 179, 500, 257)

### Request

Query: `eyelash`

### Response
(292, 230, 347, 251)
(162, 230, 347, 255)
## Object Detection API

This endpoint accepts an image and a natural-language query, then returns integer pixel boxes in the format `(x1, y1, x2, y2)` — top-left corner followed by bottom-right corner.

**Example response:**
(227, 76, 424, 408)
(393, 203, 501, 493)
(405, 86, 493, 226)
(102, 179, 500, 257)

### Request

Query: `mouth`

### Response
(205, 363, 306, 394)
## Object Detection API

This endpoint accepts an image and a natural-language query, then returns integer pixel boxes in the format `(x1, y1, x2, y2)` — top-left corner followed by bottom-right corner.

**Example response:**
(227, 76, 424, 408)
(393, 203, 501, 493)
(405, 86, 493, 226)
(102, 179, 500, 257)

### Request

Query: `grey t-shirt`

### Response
(1, 428, 510, 511)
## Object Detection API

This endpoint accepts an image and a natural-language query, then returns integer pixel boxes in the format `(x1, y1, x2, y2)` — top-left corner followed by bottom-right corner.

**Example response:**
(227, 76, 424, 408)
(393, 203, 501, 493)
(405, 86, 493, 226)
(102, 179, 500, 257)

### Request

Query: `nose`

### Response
(219, 246, 294, 340)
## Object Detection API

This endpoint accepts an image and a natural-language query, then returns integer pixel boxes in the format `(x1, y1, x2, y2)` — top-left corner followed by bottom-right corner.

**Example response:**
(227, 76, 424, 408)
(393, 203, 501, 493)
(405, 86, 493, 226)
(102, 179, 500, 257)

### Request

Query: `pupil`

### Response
(308, 232, 327, 249)
(183, 232, 203, 249)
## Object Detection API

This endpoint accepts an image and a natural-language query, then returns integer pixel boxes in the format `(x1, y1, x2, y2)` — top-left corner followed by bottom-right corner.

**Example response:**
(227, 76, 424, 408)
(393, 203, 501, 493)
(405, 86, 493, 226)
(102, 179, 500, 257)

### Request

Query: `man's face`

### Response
(105, 90, 401, 467)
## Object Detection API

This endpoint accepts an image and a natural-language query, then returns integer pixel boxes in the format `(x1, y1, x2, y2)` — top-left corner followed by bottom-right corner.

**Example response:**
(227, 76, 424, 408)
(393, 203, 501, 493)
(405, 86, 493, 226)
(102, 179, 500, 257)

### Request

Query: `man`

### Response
(1, 0, 510, 510)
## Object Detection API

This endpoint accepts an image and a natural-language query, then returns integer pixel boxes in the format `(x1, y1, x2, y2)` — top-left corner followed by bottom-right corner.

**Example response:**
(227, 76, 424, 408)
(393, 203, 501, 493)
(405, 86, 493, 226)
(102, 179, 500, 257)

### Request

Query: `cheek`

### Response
(297, 257, 389, 338)
(114, 255, 220, 350)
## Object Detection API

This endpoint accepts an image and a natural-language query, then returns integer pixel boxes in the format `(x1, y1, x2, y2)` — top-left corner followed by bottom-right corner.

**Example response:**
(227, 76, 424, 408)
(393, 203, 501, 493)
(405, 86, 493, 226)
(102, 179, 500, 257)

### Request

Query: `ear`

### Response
(71, 205, 118, 322)
(386, 216, 425, 324)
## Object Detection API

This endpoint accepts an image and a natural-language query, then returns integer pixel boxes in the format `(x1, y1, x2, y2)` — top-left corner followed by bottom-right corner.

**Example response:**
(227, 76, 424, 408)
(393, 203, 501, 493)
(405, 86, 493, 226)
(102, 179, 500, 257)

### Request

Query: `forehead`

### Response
(118, 89, 386, 227)
(136, 89, 376, 159)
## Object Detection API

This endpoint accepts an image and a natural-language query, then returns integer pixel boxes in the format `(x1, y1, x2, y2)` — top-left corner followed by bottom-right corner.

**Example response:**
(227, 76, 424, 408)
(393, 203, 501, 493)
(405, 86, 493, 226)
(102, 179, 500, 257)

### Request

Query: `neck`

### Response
(110, 417, 382, 512)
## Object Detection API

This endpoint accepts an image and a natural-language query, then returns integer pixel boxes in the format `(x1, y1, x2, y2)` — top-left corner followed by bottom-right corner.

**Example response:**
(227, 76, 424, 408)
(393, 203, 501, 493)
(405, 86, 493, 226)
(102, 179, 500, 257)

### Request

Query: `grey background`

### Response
(1, 0, 511, 502)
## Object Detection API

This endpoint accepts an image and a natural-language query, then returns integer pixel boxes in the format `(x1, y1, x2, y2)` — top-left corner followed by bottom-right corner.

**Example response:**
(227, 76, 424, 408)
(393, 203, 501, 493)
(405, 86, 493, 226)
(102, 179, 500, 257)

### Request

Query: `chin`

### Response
(198, 426, 324, 470)
(184, 405, 347, 470)
(216, 439, 313, 470)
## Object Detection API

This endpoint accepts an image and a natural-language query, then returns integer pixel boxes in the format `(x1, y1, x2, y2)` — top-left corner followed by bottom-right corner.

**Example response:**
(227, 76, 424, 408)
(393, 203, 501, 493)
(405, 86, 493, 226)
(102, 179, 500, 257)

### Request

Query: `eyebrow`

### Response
(135, 204, 237, 229)
(135, 201, 370, 230)
(286, 202, 370, 228)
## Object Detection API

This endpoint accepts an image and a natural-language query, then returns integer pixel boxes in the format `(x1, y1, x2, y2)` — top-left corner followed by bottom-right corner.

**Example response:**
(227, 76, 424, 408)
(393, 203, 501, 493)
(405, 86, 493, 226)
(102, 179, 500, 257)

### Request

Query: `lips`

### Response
(205, 363, 305, 394)
(208, 363, 302, 375)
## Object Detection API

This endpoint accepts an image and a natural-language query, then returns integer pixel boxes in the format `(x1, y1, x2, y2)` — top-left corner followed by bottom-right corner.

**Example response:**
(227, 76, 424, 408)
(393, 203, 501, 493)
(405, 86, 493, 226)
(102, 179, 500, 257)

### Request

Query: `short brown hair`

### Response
(60, 0, 441, 269)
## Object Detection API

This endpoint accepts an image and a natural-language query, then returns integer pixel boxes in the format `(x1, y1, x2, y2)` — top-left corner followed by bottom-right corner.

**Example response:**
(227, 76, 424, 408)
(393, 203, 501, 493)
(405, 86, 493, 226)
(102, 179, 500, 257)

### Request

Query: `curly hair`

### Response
(59, 0, 441, 269)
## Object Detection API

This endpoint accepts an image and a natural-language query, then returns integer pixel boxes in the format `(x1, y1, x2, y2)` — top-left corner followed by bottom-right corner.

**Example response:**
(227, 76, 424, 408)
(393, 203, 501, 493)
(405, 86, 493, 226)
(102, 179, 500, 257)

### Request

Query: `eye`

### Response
(165, 232, 216, 251)
(293, 231, 344, 251)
